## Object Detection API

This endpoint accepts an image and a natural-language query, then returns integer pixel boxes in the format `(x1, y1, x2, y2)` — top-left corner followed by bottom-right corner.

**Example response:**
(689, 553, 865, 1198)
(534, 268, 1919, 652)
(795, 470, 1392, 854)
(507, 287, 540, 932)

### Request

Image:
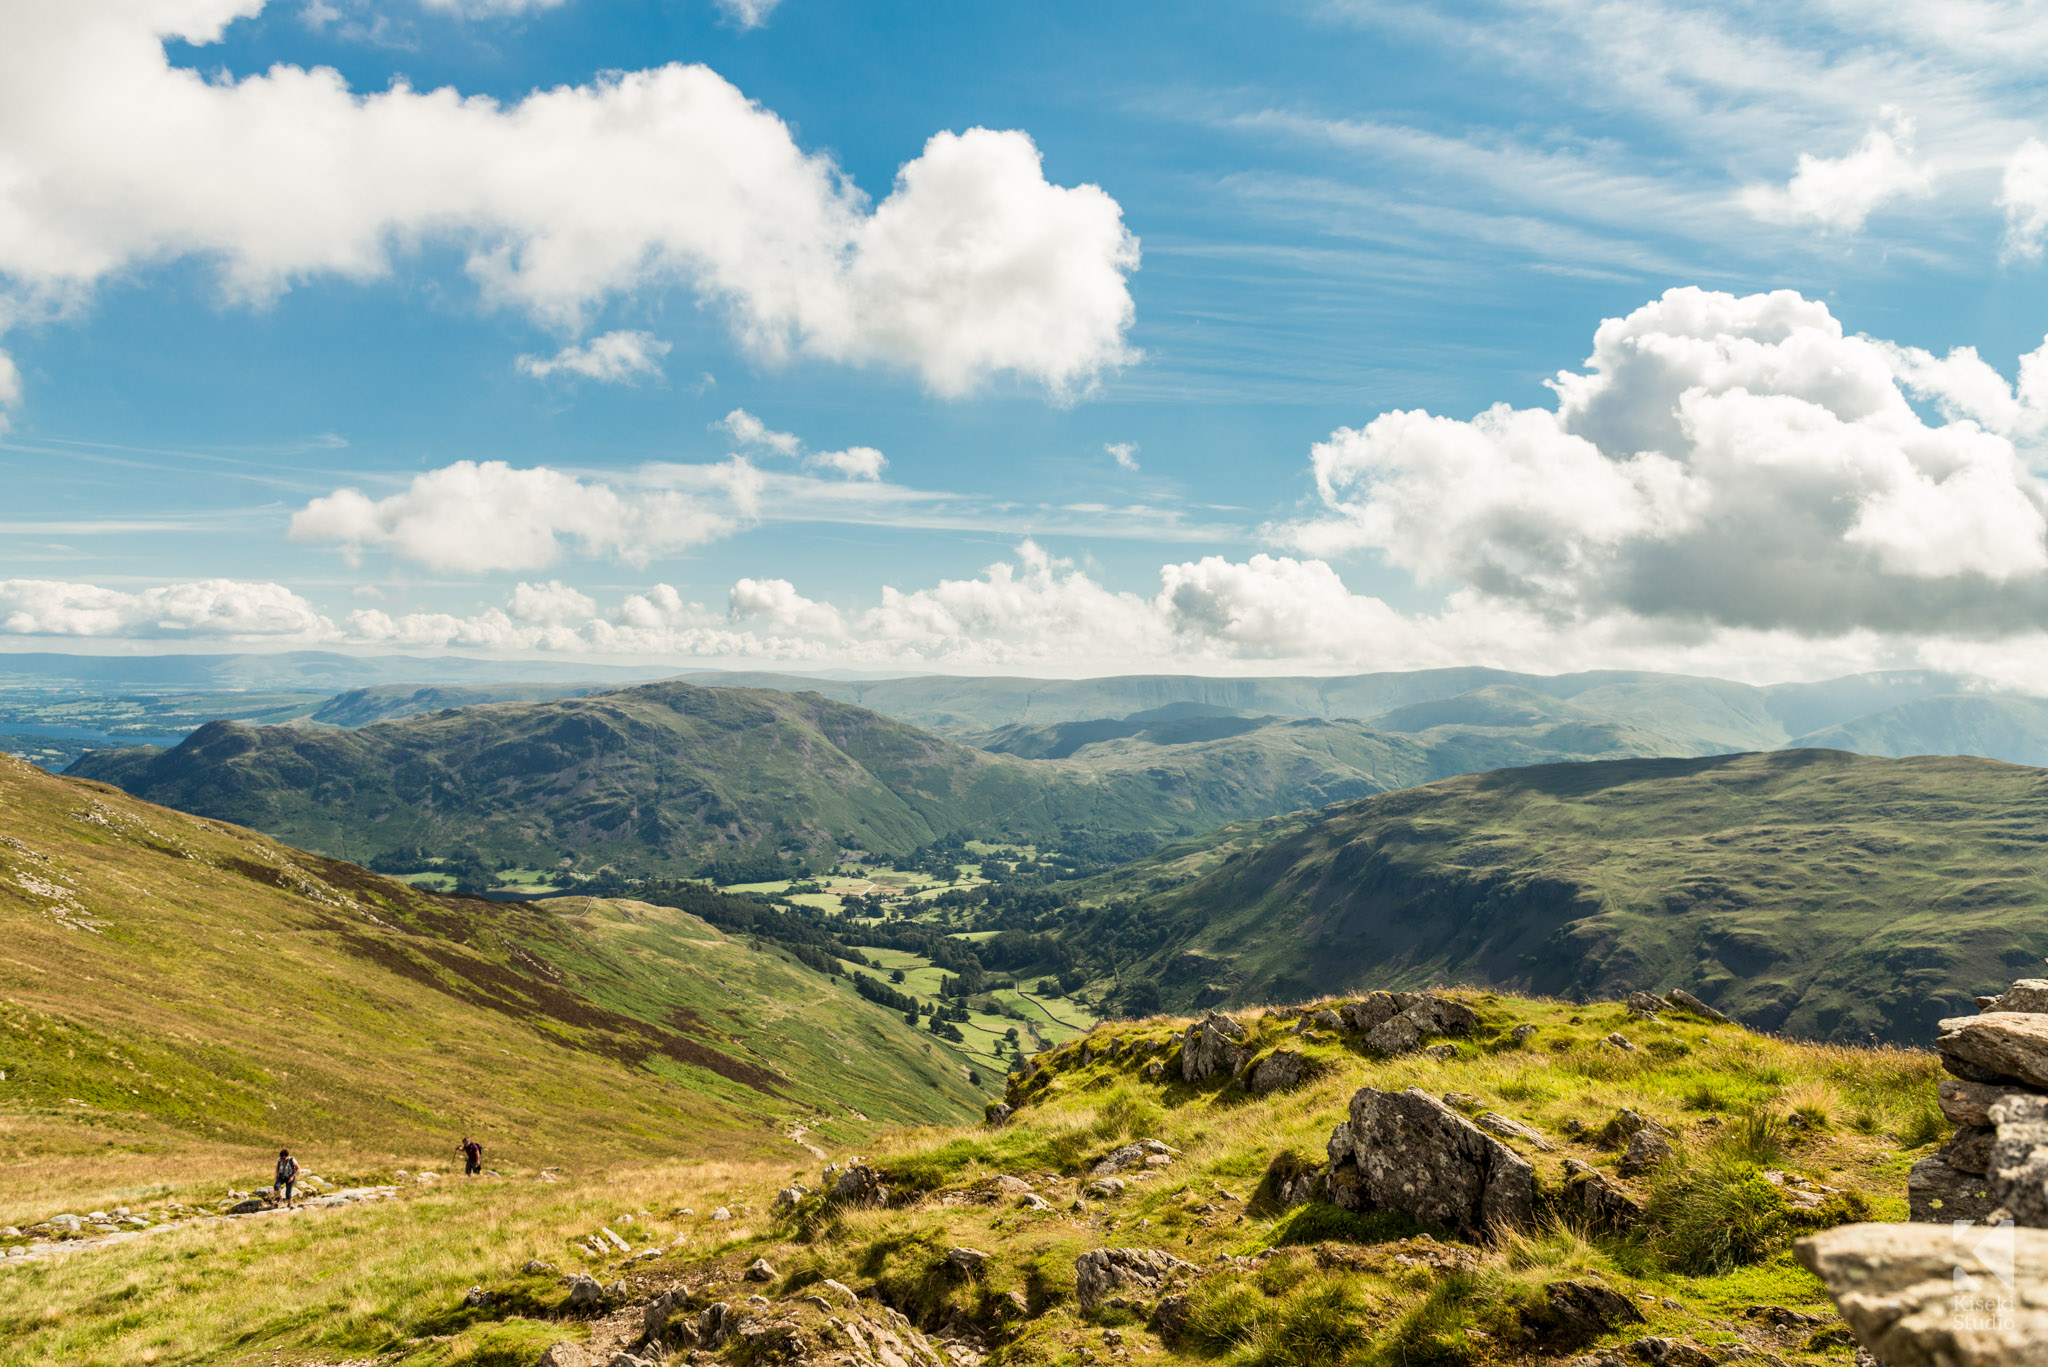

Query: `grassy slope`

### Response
(1113, 749, 2048, 1042)
(0, 752, 981, 1219)
(0, 991, 1940, 1366)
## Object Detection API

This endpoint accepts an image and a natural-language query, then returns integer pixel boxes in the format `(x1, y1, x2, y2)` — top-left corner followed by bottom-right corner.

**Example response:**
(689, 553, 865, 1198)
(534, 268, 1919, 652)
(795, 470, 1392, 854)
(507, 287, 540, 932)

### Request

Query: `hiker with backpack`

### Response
(459, 1136, 482, 1176)
(274, 1149, 299, 1208)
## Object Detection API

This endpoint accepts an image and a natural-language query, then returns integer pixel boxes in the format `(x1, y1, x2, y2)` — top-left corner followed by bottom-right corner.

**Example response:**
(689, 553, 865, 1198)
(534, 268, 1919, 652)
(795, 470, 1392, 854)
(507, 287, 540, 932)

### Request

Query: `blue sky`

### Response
(7, 0, 2048, 682)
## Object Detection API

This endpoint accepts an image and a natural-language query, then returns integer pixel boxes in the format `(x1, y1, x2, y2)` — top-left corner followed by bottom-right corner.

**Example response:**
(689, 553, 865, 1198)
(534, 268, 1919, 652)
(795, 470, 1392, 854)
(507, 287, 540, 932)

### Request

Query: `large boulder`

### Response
(1475, 1111, 1555, 1152)
(1561, 1159, 1641, 1233)
(1940, 1126, 1999, 1176)
(1341, 992, 1399, 1032)
(1074, 1247, 1197, 1314)
(1180, 1014, 1249, 1083)
(1625, 992, 1668, 1019)
(1325, 1086, 1536, 1237)
(1243, 1050, 1306, 1093)
(1363, 995, 1478, 1057)
(1091, 1139, 1177, 1176)
(1937, 1013, 2048, 1087)
(564, 1274, 605, 1312)
(1797, 1221, 2048, 1367)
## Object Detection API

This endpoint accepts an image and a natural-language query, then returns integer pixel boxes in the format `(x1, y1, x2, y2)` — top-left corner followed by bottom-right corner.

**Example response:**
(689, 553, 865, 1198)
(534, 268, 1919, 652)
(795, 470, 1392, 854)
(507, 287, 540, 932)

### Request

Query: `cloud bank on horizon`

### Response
(8, 2, 2048, 689)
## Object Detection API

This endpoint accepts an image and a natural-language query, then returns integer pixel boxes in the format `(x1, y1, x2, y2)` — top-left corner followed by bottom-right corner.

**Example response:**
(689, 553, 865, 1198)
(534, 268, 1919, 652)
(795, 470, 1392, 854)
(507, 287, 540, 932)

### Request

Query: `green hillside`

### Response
(0, 749, 981, 1200)
(1101, 749, 2048, 1042)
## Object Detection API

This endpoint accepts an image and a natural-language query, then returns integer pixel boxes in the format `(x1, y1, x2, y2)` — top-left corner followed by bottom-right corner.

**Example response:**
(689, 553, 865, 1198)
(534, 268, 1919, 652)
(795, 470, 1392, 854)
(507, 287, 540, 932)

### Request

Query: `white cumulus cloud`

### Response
(0, 1, 1139, 401)
(714, 0, 780, 28)
(1106, 441, 1139, 470)
(1278, 287, 2048, 636)
(516, 330, 671, 384)
(1741, 114, 1933, 231)
(289, 459, 742, 571)
(716, 408, 802, 455)
(0, 577, 331, 638)
(2000, 138, 2048, 261)
(716, 407, 886, 479)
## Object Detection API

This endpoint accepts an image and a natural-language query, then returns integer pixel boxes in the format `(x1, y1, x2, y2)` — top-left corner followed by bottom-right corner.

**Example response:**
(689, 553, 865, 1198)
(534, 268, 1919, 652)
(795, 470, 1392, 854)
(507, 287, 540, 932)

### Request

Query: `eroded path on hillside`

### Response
(1, 1181, 401, 1265)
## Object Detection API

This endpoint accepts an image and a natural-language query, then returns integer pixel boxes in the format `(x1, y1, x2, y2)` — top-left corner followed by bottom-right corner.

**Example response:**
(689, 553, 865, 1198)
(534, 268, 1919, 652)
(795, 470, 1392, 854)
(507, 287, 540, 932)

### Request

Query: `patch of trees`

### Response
(851, 973, 918, 1014)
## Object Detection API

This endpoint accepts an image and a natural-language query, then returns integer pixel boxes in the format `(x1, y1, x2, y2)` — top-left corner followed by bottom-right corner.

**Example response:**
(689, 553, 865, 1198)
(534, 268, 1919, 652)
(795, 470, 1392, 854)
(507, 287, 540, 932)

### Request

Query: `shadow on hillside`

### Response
(1466, 747, 1853, 800)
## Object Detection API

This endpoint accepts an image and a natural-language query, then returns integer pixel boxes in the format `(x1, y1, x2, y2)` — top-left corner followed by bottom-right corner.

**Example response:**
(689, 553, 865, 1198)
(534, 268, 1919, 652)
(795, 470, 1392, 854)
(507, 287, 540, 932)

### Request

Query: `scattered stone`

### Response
(1243, 1050, 1306, 1093)
(1625, 992, 1668, 1019)
(1421, 1043, 1458, 1061)
(986, 1103, 1014, 1127)
(1364, 1013, 1423, 1057)
(991, 1174, 1032, 1196)
(1604, 1032, 1637, 1052)
(644, 1289, 693, 1342)
(1091, 1139, 1177, 1177)
(1475, 1111, 1556, 1151)
(1017, 1194, 1052, 1211)
(1154, 1292, 1193, 1344)
(537, 1344, 590, 1367)
(773, 1185, 810, 1212)
(711, 1206, 732, 1221)
(226, 1198, 268, 1215)
(564, 1274, 605, 1312)
(1530, 1281, 1645, 1349)
(1741, 1305, 1826, 1330)
(820, 1278, 859, 1303)
(944, 1247, 992, 1279)
(1666, 988, 1731, 1023)
(462, 1286, 492, 1308)
(1510, 1024, 1538, 1044)
(1325, 1085, 1537, 1238)
(1937, 1012, 2048, 1088)
(606, 1352, 655, 1367)
(1626, 1337, 1717, 1367)
(600, 1227, 629, 1253)
(1141, 1060, 1165, 1081)
(1619, 1130, 1673, 1176)
(1798, 1220, 2048, 1367)
(833, 1163, 890, 1207)
(1562, 1159, 1642, 1233)
(1180, 1013, 1249, 1083)
(744, 1257, 777, 1282)
(1073, 1247, 1197, 1313)
(1083, 1178, 1127, 1198)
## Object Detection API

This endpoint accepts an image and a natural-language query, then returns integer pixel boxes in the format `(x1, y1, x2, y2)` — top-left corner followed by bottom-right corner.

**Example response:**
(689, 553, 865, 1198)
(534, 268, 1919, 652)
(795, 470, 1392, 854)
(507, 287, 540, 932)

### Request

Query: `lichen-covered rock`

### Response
(833, 1163, 890, 1207)
(1938, 1013, 2048, 1088)
(1325, 1086, 1536, 1237)
(744, 1257, 777, 1282)
(1906, 1154, 1997, 1224)
(1604, 1032, 1637, 1052)
(1562, 1159, 1642, 1233)
(1141, 1060, 1164, 1081)
(1527, 1281, 1645, 1349)
(985, 1102, 1013, 1127)
(1510, 1023, 1538, 1044)
(1988, 1093, 2048, 1226)
(1364, 1012, 1424, 1057)
(1073, 1247, 1197, 1313)
(644, 1289, 697, 1344)
(1244, 1050, 1306, 1093)
(1180, 1013, 1249, 1083)
(1797, 1221, 2048, 1367)
(945, 1247, 991, 1278)
(1625, 992, 1668, 1019)
(538, 1344, 591, 1367)
(696, 1302, 735, 1350)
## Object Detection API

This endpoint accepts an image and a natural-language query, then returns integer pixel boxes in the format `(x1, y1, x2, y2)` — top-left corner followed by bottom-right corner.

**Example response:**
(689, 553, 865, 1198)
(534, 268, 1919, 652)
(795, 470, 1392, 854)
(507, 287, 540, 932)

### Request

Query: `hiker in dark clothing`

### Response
(460, 1136, 482, 1175)
(275, 1149, 299, 1208)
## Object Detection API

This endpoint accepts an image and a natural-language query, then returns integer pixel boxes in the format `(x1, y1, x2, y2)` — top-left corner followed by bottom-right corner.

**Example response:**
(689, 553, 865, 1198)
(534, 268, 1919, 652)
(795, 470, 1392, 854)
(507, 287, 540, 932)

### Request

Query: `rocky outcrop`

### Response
(1619, 1130, 1673, 1176)
(1666, 988, 1731, 1023)
(1625, 992, 1668, 1019)
(1475, 1111, 1555, 1152)
(1919, 967, 2048, 1225)
(1797, 1222, 2048, 1367)
(1362, 994, 1479, 1058)
(538, 1344, 590, 1367)
(1180, 1013, 1249, 1083)
(1090, 1139, 1177, 1177)
(1324, 1086, 1536, 1238)
(985, 1103, 1013, 1127)
(1073, 1247, 1197, 1314)
(565, 1274, 606, 1312)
